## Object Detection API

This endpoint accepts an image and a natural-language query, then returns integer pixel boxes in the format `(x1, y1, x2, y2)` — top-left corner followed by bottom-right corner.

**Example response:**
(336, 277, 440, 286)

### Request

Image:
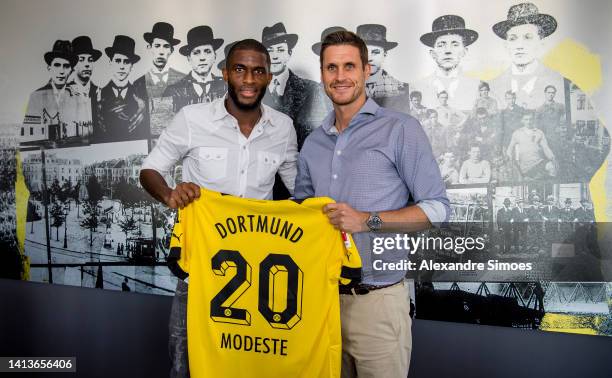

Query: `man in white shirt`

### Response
(139, 39, 297, 378)
(459, 145, 491, 184)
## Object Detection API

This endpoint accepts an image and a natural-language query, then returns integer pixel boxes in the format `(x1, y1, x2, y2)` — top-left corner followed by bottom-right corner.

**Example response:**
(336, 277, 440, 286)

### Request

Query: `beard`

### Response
(227, 82, 266, 111)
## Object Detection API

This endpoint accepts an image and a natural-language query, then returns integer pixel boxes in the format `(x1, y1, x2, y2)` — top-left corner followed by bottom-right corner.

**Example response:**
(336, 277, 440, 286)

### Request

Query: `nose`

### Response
(243, 69, 255, 83)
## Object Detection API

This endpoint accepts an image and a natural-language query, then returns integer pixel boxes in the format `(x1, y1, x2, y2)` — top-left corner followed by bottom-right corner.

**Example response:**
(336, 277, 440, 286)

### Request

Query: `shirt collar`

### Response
(211, 96, 272, 127)
(191, 70, 213, 84)
(150, 65, 170, 76)
(435, 68, 459, 79)
(322, 97, 379, 135)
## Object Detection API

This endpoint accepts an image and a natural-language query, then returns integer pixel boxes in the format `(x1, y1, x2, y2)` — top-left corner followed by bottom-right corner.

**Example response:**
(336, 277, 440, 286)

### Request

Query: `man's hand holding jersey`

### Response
(164, 182, 201, 209)
(323, 203, 368, 233)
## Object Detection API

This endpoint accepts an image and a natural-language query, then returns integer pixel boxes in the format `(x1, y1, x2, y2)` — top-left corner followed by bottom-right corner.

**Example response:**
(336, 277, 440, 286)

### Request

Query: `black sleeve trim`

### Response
(341, 266, 362, 280)
(167, 246, 188, 281)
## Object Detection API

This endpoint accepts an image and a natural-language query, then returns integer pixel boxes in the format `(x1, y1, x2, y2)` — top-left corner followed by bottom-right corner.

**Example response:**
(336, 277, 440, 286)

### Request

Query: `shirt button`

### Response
(332, 174, 338, 180)
(242, 146, 246, 150)
(241, 170, 245, 174)
(336, 150, 342, 155)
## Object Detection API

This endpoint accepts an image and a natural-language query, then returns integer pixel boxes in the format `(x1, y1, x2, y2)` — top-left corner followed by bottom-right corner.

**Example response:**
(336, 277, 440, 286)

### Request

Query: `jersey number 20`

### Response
(210, 249, 303, 330)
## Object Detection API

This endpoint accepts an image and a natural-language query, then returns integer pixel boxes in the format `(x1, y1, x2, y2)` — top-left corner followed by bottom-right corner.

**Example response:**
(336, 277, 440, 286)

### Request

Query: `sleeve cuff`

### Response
(416, 199, 449, 226)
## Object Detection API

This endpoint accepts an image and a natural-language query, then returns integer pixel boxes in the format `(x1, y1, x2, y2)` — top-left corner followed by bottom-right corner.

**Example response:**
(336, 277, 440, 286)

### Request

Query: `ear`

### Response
(429, 49, 435, 60)
(222, 67, 228, 82)
(266, 72, 273, 85)
(364, 63, 371, 79)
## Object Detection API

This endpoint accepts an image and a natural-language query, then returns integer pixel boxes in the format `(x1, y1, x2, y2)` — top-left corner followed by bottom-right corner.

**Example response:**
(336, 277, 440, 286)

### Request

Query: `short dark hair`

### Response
(437, 90, 449, 98)
(426, 109, 438, 117)
(225, 39, 271, 69)
(544, 84, 557, 93)
(319, 31, 368, 69)
(409, 91, 422, 100)
(505, 90, 516, 97)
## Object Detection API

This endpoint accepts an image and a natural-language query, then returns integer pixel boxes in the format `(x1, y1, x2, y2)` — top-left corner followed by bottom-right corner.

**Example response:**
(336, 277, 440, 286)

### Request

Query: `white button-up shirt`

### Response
(142, 97, 298, 199)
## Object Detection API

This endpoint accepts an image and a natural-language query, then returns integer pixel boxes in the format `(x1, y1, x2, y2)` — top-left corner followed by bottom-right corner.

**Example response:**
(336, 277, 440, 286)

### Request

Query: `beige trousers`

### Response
(339, 281, 412, 378)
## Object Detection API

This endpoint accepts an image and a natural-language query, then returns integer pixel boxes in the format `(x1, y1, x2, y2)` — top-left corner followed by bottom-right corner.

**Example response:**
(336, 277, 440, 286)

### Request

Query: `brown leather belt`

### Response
(339, 280, 403, 295)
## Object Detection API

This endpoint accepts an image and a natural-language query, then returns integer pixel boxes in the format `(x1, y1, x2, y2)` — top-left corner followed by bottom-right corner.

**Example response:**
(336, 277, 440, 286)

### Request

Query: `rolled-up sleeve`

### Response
(397, 117, 450, 224)
(142, 108, 190, 175)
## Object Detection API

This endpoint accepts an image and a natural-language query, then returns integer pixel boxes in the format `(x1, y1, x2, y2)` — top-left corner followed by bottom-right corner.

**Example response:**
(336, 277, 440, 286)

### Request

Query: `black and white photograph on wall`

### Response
(20, 140, 176, 294)
(492, 182, 598, 259)
(134, 22, 184, 138)
(20, 39, 97, 149)
(162, 25, 227, 117)
(92, 36, 150, 144)
(2, 0, 612, 337)
(0, 125, 21, 279)
(261, 22, 327, 150)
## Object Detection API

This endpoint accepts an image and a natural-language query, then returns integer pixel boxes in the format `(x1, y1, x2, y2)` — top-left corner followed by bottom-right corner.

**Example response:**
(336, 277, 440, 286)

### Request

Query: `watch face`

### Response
(367, 214, 382, 230)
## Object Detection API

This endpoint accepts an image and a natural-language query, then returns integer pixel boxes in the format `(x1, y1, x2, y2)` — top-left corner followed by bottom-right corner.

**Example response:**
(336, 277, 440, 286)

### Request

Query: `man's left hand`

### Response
(323, 203, 369, 233)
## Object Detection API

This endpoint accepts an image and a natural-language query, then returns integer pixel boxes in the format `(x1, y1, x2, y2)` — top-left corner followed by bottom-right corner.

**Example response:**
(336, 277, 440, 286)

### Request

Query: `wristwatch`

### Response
(366, 212, 382, 232)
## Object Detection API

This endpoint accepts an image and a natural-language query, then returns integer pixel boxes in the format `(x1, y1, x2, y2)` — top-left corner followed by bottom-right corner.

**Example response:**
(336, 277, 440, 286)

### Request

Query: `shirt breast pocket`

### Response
(197, 147, 228, 181)
(257, 151, 280, 185)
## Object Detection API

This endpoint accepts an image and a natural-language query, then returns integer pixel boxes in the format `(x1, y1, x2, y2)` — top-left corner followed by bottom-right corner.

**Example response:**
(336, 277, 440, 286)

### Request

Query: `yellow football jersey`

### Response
(168, 189, 361, 378)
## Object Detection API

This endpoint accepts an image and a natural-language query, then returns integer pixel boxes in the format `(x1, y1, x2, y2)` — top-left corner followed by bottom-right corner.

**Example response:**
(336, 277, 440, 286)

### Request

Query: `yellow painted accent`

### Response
(543, 39, 608, 221)
(540, 313, 602, 335)
(465, 67, 505, 82)
(543, 38, 602, 94)
(15, 150, 30, 280)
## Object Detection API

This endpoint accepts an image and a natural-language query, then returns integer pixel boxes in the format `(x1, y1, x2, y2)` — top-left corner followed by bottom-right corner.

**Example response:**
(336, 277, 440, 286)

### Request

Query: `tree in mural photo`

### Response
(49, 200, 65, 241)
(80, 175, 103, 246)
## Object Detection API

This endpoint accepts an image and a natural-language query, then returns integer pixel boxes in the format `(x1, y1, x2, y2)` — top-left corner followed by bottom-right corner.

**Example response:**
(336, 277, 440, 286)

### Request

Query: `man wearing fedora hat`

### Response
(163, 25, 226, 113)
(135, 22, 185, 137)
(68, 36, 101, 99)
(490, 2, 564, 110)
(66, 36, 102, 140)
(137, 22, 184, 98)
(21, 39, 85, 147)
(411, 15, 480, 112)
(94, 35, 150, 144)
(356, 24, 407, 106)
(491, 3, 609, 185)
(261, 22, 325, 150)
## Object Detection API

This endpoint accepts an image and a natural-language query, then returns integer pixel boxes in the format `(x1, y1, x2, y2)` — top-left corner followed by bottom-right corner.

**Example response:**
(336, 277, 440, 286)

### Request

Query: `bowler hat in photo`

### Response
(144, 22, 181, 46)
(261, 22, 298, 49)
(312, 26, 346, 55)
(179, 25, 224, 56)
(420, 15, 479, 47)
(492, 2, 557, 39)
(71, 36, 102, 62)
(44, 40, 77, 67)
(356, 24, 397, 50)
(105, 35, 140, 63)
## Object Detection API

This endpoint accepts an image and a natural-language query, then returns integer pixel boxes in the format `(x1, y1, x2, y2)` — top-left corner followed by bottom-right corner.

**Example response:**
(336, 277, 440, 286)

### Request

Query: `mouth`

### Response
(82, 70, 92, 75)
(239, 87, 258, 98)
(332, 82, 353, 92)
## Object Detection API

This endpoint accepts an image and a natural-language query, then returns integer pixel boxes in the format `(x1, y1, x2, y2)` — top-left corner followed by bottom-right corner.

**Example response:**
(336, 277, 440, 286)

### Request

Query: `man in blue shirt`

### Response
(295, 31, 449, 378)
